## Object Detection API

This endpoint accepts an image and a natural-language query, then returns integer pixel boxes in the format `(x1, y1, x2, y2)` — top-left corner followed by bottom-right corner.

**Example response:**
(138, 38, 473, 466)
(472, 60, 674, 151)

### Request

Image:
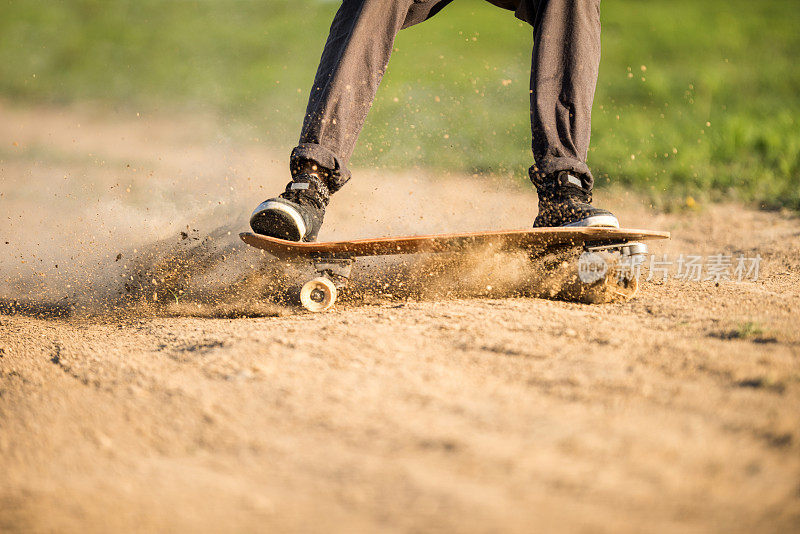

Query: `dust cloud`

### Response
(0, 105, 631, 319)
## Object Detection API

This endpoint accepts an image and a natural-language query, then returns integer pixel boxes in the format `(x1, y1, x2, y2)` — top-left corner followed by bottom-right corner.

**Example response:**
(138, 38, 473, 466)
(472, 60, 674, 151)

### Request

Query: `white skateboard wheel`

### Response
(300, 277, 337, 312)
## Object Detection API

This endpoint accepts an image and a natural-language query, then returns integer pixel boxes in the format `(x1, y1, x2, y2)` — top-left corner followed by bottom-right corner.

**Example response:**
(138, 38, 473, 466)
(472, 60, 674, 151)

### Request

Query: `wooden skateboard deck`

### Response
(240, 227, 670, 311)
(239, 227, 670, 261)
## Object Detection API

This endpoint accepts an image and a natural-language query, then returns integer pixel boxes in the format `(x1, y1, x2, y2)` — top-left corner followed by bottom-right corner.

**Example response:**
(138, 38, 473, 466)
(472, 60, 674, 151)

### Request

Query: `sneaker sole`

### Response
(561, 214, 620, 228)
(250, 200, 306, 241)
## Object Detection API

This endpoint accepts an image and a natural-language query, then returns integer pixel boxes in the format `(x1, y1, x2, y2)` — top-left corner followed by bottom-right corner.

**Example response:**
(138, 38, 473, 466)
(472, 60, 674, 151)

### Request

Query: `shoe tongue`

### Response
(290, 173, 326, 193)
(555, 173, 589, 200)
(286, 172, 331, 204)
(558, 172, 584, 189)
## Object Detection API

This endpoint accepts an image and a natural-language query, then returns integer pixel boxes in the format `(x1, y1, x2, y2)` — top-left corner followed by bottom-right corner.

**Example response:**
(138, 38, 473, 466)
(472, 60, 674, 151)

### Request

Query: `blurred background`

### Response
(1, 0, 798, 211)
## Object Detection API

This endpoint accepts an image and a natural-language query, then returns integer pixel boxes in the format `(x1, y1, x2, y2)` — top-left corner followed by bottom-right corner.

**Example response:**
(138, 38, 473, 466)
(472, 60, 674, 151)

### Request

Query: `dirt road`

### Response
(1, 103, 799, 532)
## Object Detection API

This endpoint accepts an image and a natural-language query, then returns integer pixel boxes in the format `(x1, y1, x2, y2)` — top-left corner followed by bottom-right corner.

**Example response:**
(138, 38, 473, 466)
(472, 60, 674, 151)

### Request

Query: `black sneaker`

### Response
(250, 172, 329, 241)
(532, 171, 619, 228)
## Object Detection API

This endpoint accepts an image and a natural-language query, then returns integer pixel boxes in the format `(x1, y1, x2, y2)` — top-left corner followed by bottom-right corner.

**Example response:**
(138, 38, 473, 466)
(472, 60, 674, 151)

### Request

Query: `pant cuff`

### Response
(529, 157, 594, 190)
(290, 143, 351, 193)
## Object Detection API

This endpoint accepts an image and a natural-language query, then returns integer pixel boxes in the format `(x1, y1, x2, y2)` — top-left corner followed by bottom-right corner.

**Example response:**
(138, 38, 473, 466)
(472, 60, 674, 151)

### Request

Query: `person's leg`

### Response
(296, 0, 454, 188)
(529, 0, 599, 185)
(480, 0, 601, 182)
(252, 0, 453, 240)
(527, 0, 618, 227)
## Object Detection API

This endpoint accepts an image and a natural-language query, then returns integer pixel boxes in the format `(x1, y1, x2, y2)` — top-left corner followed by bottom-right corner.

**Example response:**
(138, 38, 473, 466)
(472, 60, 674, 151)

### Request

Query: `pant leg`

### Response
(293, 0, 453, 191)
(529, 0, 601, 189)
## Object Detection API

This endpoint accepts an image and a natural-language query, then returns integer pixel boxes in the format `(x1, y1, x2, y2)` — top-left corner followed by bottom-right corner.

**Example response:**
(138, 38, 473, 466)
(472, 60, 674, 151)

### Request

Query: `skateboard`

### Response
(241, 227, 669, 311)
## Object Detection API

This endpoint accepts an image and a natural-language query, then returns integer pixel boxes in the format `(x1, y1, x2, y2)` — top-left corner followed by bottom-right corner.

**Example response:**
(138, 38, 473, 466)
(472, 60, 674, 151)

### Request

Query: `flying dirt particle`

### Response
(115, 253, 122, 261)
(180, 231, 188, 240)
(94, 432, 113, 451)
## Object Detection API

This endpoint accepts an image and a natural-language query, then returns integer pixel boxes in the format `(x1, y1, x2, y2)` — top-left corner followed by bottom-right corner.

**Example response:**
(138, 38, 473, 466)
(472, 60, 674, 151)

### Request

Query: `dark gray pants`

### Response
(292, 0, 601, 192)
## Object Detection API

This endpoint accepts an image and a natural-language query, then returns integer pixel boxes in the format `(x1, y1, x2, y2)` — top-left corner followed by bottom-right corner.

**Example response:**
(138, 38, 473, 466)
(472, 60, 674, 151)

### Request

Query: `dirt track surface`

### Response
(1, 103, 799, 532)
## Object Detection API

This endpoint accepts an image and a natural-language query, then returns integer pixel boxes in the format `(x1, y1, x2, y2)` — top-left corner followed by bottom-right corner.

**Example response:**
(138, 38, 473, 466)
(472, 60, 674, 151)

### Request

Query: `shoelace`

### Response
(559, 184, 593, 204)
(539, 183, 592, 206)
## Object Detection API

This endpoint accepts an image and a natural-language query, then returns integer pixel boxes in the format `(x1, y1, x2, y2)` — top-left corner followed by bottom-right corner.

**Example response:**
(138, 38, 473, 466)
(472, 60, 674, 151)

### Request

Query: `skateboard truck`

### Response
(584, 241, 648, 257)
(312, 258, 353, 287)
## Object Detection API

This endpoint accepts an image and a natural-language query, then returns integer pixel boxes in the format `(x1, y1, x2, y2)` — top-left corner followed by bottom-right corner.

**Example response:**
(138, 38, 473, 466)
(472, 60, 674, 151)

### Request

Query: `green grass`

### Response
(734, 321, 765, 340)
(1, 0, 798, 210)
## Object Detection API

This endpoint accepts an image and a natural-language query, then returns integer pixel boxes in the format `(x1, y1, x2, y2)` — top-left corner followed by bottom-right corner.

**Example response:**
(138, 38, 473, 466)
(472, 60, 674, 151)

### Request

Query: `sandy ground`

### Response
(1, 102, 799, 533)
